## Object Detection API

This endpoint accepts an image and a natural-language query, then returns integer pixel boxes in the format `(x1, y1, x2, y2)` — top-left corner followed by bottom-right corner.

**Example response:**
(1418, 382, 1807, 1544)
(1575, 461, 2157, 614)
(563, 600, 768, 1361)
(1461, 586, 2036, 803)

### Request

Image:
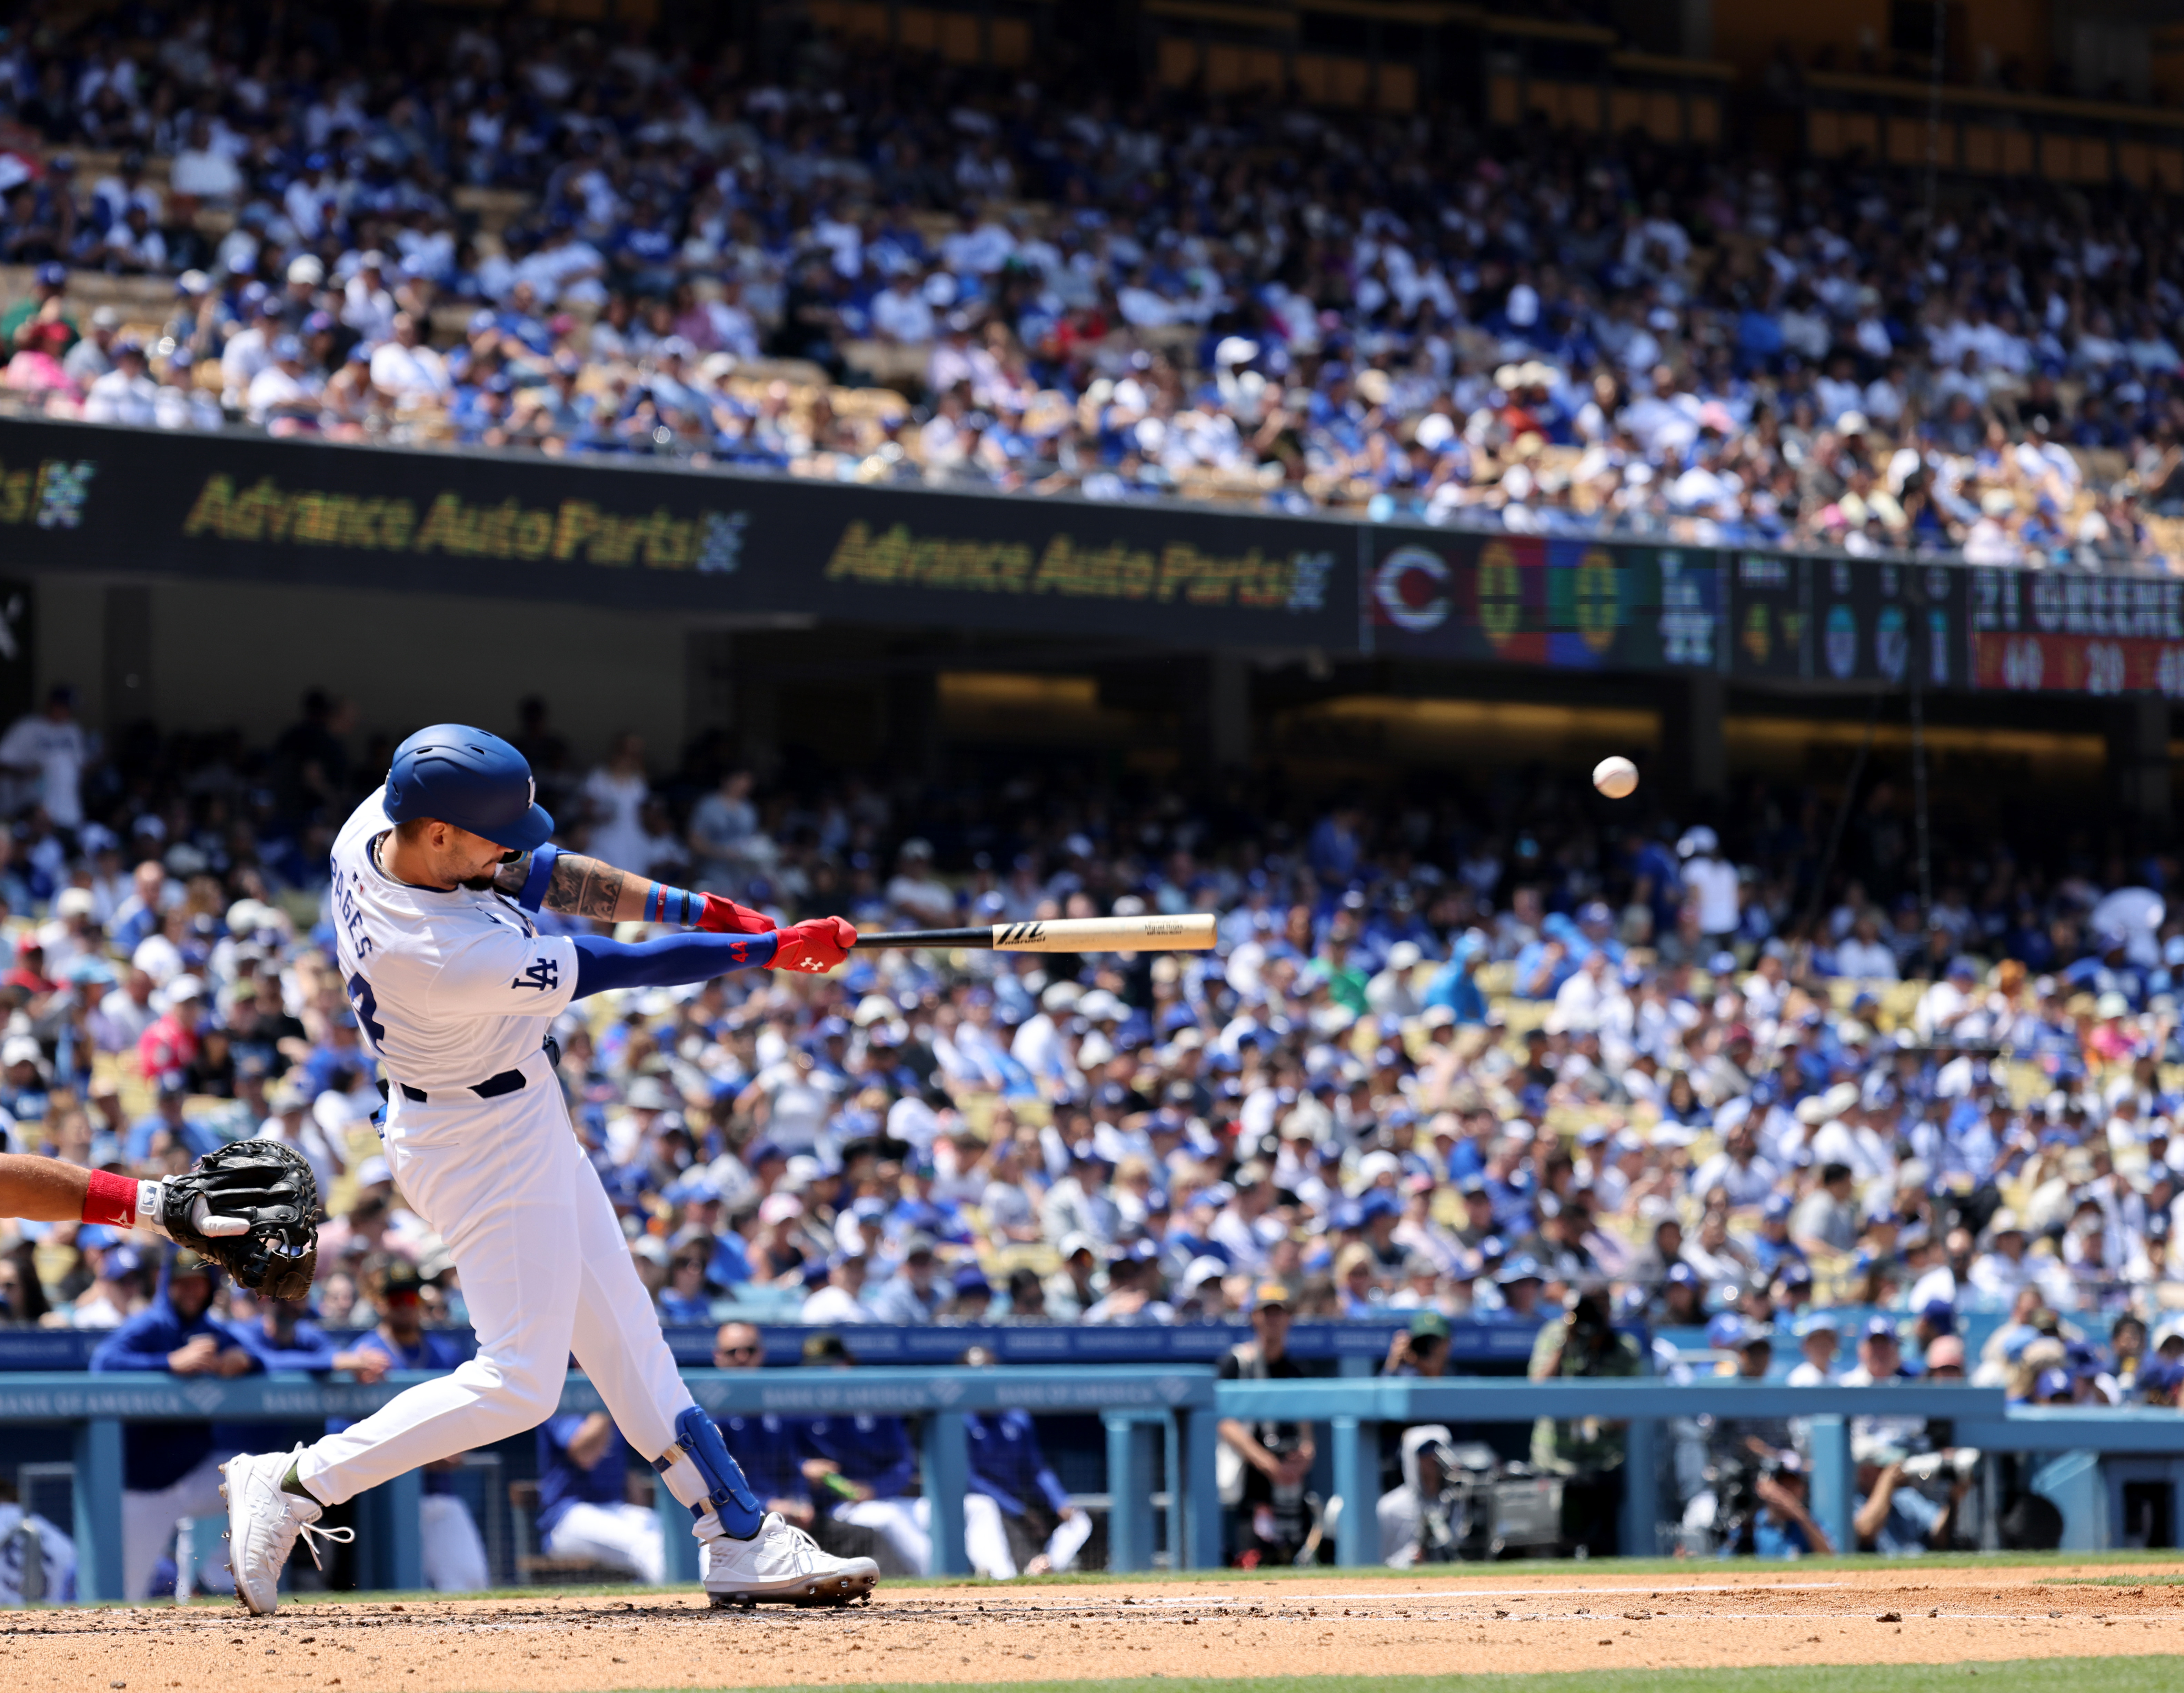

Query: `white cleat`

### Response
(219, 1448, 353, 1616)
(704, 1512, 879, 1607)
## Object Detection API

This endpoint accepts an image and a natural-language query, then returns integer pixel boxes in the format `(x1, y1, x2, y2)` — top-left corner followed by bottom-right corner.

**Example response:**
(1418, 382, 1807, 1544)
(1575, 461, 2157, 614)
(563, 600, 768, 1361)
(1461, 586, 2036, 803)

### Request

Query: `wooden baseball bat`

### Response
(851, 913, 1218, 952)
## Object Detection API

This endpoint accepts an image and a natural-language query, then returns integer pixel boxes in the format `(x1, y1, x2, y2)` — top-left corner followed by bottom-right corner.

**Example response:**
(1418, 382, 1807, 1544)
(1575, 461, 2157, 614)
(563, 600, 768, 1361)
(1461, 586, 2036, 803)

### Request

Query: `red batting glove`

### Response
(696, 892, 778, 935)
(769, 916, 857, 974)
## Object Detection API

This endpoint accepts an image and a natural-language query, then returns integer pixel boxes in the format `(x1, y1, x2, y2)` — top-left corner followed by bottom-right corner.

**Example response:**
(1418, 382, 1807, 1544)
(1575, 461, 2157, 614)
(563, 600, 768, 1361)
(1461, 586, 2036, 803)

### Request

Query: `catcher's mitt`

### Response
(158, 1138, 321, 1300)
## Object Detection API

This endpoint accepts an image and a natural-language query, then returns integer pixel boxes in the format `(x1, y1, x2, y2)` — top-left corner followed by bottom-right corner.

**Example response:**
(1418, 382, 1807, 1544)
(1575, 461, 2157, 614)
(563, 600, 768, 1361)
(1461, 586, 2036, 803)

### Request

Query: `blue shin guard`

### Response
(653, 1405, 764, 1540)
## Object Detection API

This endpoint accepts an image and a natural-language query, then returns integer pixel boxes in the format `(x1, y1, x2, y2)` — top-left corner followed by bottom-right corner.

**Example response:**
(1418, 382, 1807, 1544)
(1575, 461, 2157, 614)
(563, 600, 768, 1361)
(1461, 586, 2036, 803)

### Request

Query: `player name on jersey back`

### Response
(331, 786, 580, 1093)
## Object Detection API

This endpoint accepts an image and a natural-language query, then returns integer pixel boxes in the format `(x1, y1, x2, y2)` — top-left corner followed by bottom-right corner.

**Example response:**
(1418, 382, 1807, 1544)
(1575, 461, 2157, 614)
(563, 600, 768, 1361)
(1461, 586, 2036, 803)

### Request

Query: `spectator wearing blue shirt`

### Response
(2064, 929, 2149, 1011)
(296, 1008, 372, 1100)
(1422, 939, 1488, 1025)
(1511, 923, 1580, 1001)
(1307, 805, 1363, 887)
(1743, 1194, 1804, 1279)
(865, 1236, 943, 1324)
(106, 861, 170, 954)
(536, 1412, 665, 1583)
(90, 1248, 264, 1600)
(123, 1072, 224, 1163)
(656, 1239, 717, 1325)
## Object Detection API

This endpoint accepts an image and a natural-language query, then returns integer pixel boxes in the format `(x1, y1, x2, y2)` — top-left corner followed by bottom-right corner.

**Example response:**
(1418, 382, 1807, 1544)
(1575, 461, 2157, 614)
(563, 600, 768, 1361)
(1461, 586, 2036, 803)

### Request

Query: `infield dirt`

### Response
(7, 1562, 2184, 1691)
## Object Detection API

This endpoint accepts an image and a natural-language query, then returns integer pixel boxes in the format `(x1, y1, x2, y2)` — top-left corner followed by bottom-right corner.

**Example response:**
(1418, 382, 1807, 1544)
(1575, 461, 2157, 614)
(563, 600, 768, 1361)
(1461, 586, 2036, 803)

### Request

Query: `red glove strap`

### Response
(83, 1167, 140, 1229)
(699, 892, 777, 935)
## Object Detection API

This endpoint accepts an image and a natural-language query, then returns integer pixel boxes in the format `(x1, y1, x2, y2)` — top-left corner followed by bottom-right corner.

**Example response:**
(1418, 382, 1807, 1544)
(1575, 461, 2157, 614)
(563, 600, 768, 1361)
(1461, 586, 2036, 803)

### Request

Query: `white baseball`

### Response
(1592, 755, 1639, 799)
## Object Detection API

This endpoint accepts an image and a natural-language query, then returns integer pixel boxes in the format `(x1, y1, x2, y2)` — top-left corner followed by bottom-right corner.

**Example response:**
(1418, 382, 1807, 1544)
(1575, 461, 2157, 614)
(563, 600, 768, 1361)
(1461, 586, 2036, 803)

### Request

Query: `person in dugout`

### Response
(90, 1247, 260, 1600)
(319, 1262, 490, 1592)
(796, 1333, 1012, 1577)
(961, 1346, 1092, 1576)
(535, 1412, 666, 1582)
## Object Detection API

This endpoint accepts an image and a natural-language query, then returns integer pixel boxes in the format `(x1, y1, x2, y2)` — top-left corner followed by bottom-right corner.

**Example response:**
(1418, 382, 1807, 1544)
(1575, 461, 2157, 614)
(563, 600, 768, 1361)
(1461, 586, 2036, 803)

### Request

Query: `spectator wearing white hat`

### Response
(341, 250, 397, 343)
(36, 884, 100, 972)
(61, 304, 121, 385)
(1676, 827, 1741, 942)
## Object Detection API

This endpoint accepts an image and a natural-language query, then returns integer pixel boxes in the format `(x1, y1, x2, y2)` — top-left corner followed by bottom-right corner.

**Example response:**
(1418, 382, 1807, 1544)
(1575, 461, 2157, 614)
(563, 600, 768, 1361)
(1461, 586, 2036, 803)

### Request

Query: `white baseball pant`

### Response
(295, 1052, 693, 1504)
(542, 1501, 666, 1583)
(1043, 1507, 1095, 1573)
(420, 1493, 491, 1592)
(122, 1454, 231, 1602)
(831, 1494, 1012, 1578)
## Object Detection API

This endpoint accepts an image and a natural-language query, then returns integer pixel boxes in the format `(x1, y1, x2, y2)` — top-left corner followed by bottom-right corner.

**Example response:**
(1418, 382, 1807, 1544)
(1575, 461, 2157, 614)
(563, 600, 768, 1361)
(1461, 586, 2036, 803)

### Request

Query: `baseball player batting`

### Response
(220, 724, 878, 1614)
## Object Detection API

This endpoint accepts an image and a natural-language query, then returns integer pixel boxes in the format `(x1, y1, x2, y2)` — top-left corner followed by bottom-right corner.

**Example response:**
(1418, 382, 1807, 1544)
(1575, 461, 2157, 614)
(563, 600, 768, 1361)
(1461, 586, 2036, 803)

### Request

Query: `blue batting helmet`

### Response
(383, 724, 554, 851)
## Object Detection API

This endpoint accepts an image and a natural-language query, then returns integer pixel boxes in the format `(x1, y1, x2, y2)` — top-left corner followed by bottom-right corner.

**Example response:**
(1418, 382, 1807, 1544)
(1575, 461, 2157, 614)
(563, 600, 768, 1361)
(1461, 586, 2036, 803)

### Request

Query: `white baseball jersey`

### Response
(329, 786, 578, 1090)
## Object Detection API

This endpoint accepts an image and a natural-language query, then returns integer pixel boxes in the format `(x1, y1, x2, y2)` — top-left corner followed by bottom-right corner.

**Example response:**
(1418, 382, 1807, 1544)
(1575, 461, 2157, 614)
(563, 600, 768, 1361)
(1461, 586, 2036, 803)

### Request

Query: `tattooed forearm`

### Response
(544, 852, 644, 921)
(490, 850, 666, 923)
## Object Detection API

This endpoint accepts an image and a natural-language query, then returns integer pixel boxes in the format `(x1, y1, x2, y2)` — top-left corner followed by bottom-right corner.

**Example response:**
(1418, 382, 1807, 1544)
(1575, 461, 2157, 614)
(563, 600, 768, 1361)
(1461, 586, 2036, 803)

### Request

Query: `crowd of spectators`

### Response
(0, 6, 2179, 564)
(0, 681, 2181, 1392)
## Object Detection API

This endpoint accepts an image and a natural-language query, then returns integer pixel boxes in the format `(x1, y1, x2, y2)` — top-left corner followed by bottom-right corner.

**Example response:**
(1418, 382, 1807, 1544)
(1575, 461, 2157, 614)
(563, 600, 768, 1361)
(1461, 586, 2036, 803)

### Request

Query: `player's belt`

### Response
(395, 1068, 527, 1104)
(386, 1037, 562, 1106)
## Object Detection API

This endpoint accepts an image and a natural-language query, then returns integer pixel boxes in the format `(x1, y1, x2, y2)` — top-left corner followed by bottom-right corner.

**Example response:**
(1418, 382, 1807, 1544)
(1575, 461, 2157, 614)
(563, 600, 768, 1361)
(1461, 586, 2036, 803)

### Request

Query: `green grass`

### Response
(569, 1665, 2184, 1693)
(2040, 1573, 2184, 1587)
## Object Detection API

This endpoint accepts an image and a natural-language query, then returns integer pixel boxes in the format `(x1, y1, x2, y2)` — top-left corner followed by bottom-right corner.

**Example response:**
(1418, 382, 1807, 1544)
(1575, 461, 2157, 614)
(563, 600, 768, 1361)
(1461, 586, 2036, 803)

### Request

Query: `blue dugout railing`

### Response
(9, 1368, 2184, 1597)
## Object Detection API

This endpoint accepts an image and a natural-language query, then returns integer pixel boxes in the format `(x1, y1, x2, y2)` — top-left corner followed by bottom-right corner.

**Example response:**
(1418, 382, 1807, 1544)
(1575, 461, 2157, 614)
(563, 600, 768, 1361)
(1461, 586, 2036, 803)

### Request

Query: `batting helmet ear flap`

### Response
(383, 724, 555, 851)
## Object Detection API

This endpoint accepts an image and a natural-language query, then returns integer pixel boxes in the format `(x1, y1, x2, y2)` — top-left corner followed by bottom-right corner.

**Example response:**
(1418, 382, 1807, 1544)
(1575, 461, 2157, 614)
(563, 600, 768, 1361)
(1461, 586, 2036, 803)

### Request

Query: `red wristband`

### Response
(83, 1167, 141, 1229)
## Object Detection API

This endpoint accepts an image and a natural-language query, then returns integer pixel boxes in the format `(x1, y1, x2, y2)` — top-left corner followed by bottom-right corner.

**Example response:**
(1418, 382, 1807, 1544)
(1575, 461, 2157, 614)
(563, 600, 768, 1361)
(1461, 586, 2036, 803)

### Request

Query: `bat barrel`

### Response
(990, 913, 1218, 952)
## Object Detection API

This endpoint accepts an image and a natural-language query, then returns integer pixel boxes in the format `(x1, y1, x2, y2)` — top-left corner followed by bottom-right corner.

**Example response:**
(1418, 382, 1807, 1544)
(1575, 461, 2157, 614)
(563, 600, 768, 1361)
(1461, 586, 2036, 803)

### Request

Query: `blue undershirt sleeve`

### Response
(570, 929, 778, 998)
(515, 844, 561, 913)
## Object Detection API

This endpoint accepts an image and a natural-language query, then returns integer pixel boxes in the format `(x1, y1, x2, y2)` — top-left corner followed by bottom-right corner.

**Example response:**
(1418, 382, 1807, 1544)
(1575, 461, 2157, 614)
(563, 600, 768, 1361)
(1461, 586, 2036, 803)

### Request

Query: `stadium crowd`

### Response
(0, 684, 2181, 1372)
(0, 7, 2177, 564)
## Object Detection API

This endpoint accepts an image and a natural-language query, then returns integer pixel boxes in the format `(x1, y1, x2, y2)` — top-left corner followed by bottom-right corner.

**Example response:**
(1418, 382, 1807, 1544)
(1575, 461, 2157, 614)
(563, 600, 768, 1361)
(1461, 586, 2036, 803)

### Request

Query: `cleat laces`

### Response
(293, 1517, 354, 1571)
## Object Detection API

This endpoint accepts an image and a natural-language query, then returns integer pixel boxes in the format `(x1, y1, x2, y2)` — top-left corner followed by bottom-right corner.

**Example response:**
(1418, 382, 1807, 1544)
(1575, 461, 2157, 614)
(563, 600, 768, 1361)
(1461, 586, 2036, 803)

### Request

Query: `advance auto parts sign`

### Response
(0, 417, 1356, 647)
(0, 417, 758, 611)
(180, 472, 749, 571)
(1366, 531, 1721, 671)
(806, 487, 1347, 645)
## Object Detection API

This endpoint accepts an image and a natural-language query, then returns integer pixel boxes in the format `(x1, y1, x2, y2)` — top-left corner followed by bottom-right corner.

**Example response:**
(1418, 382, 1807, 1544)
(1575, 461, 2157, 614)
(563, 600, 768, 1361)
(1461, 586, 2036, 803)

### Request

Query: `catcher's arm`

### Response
(1, 1151, 249, 1235)
(0, 1152, 94, 1222)
(491, 846, 774, 933)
